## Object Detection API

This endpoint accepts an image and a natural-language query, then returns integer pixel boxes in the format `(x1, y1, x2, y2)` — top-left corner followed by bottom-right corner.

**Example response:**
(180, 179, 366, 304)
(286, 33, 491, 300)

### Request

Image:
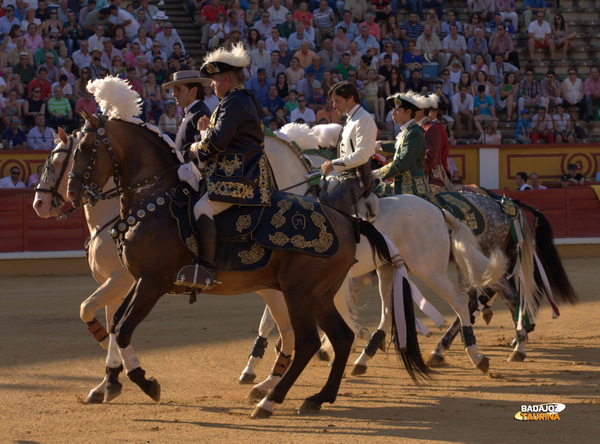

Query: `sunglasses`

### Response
(11, 171, 20, 175)
(569, 72, 576, 75)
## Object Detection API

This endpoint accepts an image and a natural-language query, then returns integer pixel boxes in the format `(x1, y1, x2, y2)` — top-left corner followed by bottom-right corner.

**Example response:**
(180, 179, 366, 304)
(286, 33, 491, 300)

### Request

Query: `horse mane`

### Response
(266, 132, 312, 173)
(87, 77, 143, 119)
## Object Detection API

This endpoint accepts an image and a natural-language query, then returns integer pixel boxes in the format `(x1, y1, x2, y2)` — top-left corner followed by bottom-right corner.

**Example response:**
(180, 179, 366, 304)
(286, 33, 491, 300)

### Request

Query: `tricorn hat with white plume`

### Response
(200, 42, 250, 76)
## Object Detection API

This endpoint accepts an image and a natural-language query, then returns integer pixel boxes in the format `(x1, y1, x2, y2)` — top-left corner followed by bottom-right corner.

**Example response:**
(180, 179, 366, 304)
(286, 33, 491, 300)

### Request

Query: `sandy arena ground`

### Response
(0, 257, 599, 443)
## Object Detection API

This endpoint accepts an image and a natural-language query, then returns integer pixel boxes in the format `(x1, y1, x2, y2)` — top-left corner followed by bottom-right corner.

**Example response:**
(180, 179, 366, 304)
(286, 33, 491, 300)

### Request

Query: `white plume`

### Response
(280, 123, 318, 150)
(86, 76, 143, 119)
(280, 122, 343, 150)
(203, 41, 250, 68)
(310, 123, 342, 149)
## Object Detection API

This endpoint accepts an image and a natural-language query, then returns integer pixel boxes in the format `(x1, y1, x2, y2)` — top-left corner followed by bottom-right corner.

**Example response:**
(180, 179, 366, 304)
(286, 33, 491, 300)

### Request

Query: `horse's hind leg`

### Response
(300, 280, 354, 414)
(239, 305, 277, 385)
(497, 284, 529, 362)
(352, 265, 394, 376)
(247, 290, 295, 403)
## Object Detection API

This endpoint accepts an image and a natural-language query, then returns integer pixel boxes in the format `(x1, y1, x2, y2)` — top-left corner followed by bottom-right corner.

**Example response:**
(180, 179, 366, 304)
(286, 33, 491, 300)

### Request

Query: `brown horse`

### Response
(67, 112, 430, 418)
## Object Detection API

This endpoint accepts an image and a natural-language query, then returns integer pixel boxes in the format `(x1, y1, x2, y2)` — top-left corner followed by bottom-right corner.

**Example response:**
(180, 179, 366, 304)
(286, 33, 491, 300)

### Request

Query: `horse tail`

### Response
(356, 219, 392, 264)
(518, 210, 545, 318)
(517, 203, 579, 304)
(391, 276, 433, 383)
(358, 221, 432, 382)
(442, 209, 508, 293)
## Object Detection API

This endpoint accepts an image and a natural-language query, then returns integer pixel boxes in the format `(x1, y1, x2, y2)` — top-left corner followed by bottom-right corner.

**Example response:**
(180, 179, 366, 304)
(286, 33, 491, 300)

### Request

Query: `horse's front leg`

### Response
(80, 272, 132, 403)
(114, 278, 168, 402)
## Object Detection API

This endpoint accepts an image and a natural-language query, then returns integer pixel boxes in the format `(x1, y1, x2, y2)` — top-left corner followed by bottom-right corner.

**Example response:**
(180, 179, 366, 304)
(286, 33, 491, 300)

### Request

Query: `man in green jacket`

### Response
(373, 91, 432, 197)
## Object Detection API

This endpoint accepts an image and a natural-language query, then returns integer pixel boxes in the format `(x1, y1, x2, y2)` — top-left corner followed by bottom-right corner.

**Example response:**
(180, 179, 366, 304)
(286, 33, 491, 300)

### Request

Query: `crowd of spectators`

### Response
(0, 0, 598, 152)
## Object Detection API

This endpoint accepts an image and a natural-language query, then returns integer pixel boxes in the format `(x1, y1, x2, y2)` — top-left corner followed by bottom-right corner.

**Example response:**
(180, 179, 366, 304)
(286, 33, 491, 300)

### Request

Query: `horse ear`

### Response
(58, 127, 68, 144)
(80, 109, 93, 124)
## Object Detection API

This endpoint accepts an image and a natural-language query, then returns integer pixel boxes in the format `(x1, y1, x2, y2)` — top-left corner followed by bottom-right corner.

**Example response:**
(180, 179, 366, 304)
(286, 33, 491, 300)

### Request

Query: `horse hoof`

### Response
(239, 373, 256, 384)
(247, 387, 267, 403)
(508, 351, 526, 362)
(425, 353, 445, 367)
(251, 406, 272, 419)
(481, 308, 494, 325)
(351, 364, 367, 376)
(84, 390, 104, 404)
(317, 349, 330, 362)
(145, 377, 161, 402)
(103, 382, 123, 403)
(298, 399, 321, 414)
(477, 356, 490, 373)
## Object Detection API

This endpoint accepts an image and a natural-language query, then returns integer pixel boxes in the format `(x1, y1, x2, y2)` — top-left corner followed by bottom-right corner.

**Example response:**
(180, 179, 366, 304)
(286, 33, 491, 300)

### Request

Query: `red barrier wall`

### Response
(0, 189, 88, 253)
(500, 187, 600, 238)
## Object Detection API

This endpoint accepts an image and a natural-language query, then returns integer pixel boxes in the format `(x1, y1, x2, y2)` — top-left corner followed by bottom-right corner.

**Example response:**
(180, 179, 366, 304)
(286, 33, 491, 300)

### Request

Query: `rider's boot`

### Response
(176, 215, 219, 289)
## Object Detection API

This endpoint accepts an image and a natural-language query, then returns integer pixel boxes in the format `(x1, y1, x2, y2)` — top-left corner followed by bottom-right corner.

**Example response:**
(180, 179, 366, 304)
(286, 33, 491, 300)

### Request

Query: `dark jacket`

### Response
(196, 85, 271, 206)
(175, 100, 210, 156)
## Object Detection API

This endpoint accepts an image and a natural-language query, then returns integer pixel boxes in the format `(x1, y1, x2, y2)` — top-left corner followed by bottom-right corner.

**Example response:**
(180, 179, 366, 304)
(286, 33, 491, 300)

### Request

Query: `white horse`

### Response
(243, 125, 576, 380)
(239, 131, 509, 390)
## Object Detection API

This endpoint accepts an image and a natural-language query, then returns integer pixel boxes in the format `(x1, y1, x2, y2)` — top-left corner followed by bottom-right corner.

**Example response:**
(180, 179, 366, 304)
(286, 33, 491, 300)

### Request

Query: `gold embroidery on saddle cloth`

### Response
(268, 212, 333, 253)
(442, 194, 479, 231)
(236, 214, 252, 233)
(271, 200, 292, 228)
(290, 193, 315, 210)
(238, 243, 266, 265)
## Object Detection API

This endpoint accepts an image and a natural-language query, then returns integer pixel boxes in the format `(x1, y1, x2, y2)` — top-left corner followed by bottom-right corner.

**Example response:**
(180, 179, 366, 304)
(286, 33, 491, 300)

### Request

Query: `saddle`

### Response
(171, 188, 341, 289)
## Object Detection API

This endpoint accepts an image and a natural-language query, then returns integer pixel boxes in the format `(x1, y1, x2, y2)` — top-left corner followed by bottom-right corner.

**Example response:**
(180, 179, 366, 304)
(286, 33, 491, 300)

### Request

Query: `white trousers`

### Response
(193, 193, 233, 220)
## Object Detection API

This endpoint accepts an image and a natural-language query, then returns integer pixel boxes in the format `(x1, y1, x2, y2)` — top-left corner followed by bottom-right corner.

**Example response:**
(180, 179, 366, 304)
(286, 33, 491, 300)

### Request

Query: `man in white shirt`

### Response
(108, 4, 139, 41)
(0, 166, 26, 189)
(527, 11, 555, 62)
(72, 39, 92, 70)
(451, 83, 474, 138)
(442, 23, 471, 68)
(267, 0, 289, 26)
(515, 172, 532, 190)
(319, 82, 376, 215)
(289, 93, 316, 125)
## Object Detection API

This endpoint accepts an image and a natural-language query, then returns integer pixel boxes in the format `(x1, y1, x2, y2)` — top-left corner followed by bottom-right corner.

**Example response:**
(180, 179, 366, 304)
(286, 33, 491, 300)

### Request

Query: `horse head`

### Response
(67, 111, 117, 208)
(33, 127, 76, 218)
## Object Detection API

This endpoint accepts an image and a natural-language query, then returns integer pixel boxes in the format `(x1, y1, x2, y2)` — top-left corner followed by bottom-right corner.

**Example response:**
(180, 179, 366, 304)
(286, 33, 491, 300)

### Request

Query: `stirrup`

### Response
(175, 264, 220, 290)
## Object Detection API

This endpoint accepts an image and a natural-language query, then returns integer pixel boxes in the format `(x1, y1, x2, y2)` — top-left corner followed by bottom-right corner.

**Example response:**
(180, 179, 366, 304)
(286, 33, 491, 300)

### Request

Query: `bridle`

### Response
(35, 136, 78, 219)
(69, 116, 122, 202)
(70, 115, 182, 201)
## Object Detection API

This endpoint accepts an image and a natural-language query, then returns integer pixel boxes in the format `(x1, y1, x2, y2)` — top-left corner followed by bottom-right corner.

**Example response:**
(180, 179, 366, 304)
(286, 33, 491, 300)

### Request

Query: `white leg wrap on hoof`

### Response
(118, 344, 140, 373)
(354, 351, 370, 367)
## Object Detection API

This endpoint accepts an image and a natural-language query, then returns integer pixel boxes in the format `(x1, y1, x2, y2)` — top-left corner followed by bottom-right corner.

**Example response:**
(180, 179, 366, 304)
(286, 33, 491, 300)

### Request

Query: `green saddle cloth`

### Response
(429, 192, 488, 237)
